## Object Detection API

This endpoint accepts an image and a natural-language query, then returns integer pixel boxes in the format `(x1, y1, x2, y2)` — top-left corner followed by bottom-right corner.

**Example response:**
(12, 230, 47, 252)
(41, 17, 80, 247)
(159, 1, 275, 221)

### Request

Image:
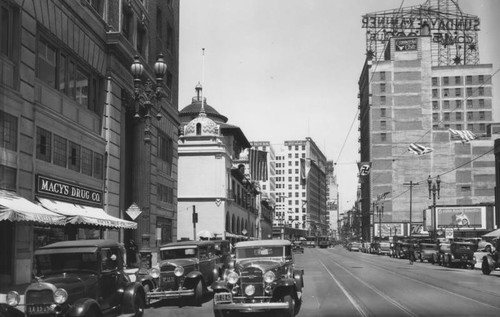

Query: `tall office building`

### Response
(274, 138, 328, 237)
(358, 0, 497, 240)
(326, 160, 339, 239)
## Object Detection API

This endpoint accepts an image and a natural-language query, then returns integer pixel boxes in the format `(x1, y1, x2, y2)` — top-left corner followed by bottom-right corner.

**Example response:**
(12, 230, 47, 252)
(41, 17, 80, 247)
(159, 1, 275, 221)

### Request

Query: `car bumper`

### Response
(214, 301, 290, 312)
(146, 289, 195, 300)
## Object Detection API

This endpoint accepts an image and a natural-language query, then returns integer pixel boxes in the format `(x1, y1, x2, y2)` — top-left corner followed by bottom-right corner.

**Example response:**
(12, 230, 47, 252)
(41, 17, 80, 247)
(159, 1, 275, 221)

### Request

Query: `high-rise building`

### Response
(274, 138, 328, 237)
(326, 160, 339, 239)
(358, 0, 497, 241)
(0, 0, 179, 286)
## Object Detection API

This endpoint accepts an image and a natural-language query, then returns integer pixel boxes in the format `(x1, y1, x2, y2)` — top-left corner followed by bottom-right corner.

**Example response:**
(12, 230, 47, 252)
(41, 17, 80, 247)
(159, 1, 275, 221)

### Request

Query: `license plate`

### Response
(214, 293, 232, 304)
(162, 276, 175, 283)
(27, 305, 51, 314)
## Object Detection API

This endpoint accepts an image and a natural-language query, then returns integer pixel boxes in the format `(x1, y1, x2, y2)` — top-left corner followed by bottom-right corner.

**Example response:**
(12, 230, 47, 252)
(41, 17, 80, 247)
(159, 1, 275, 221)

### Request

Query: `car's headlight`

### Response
(150, 268, 160, 278)
(174, 266, 184, 277)
(263, 271, 275, 283)
(6, 291, 20, 307)
(54, 288, 68, 304)
(227, 271, 239, 284)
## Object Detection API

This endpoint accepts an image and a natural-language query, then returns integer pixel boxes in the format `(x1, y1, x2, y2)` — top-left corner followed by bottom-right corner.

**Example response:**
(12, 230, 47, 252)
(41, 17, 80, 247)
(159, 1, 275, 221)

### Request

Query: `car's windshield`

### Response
(160, 247, 197, 260)
(236, 246, 284, 259)
(35, 252, 98, 275)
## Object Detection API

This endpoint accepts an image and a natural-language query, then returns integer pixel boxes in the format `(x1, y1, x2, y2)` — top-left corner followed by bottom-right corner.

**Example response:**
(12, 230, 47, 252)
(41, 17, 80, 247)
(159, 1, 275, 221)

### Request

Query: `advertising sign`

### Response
(36, 174, 103, 206)
(435, 206, 486, 230)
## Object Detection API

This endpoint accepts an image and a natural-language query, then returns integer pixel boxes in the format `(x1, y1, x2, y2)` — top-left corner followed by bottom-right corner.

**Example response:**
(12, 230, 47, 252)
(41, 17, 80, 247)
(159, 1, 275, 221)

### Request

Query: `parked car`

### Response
(481, 239, 500, 275)
(433, 239, 450, 266)
(379, 241, 392, 255)
(441, 241, 477, 269)
(212, 239, 304, 317)
(349, 241, 362, 252)
(3, 239, 146, 316)
(370, 241, 380, 254)
(142, 240, 223, 306)
(418, 242, 438, 263)
(292, 241, 304, 254)
(361, 242, 371, 253)
(393, 240, 411, 259)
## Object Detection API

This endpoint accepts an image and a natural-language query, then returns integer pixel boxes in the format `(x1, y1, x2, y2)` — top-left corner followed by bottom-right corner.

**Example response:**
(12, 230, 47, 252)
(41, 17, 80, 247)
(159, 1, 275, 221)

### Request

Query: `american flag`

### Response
(449, 128, 476, 143)
(249, 149, 268, 181)
(300, 158, 311, 186)
(408, 143, 433, 155)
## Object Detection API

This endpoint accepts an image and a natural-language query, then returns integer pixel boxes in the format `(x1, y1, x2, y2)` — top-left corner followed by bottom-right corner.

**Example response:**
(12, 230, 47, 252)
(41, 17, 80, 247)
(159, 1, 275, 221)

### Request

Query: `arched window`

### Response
(196, 123, 202, 135)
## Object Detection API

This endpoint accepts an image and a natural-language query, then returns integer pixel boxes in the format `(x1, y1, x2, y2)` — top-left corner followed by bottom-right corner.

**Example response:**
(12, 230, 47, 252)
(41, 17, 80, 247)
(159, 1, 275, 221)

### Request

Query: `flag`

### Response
(449, 128, 476, 143)
(300, 158, 311, 186)
(249, 149, 268, 181)
(408, 143, 433, 155)
(357, 162, 372, 176)
(377, 191, 390, 202)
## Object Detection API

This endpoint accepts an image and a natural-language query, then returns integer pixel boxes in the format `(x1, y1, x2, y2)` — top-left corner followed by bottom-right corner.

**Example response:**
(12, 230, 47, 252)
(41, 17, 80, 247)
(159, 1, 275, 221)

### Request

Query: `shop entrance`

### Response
(0, 221, 13, 285)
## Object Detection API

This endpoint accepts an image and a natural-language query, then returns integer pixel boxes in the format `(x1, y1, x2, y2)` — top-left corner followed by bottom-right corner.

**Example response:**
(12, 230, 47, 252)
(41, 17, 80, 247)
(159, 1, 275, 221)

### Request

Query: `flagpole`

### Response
(201, 48, 205, 113)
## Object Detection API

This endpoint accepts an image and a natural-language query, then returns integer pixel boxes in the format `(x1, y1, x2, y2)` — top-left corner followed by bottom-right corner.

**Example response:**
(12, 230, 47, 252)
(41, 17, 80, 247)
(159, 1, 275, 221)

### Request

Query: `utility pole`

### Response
(403, 181, 420, 237)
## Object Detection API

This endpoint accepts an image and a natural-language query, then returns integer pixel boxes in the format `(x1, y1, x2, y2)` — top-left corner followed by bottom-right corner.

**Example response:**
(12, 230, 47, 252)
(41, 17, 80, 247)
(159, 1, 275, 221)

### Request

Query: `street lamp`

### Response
(376, 203, 384, 239)
(403, 181, 420, 237)
(130, 54, 167, 142)
(130, 54, 167, 260)
(427, 175, 441, 240)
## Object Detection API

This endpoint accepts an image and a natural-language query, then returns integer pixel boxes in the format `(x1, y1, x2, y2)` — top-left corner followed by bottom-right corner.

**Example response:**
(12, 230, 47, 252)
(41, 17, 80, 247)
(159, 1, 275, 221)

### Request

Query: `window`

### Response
(380, 71, 385, 80)
(53, 135, 67, 167)
(479, 111, 485, 120)
(380, 83, 386, 93)
(380, 108, 386, 117)
(432, 77, 438, 86)
(159, 132, 173, 175)
(37, 36, 102, 114)
(466, 76, 472, 84)
(478, 87, 484, 96)
(455, 76, 461, 84)
(467, 100, 473, 108)
(478, 75, 484, 84)
(443, 77, 449, 85)
(432, 113, 439, 121)
(479, 99, 484, 108)
(157, 184, 174, 204)
(455, 88, 461, 97)
(156, 8, 163, 38)
(455, 100, 461, 108)
(137, 24, 147, 56)
(0, 164, 16, 190)
(432, 89, 438, 98)
(1, 1, 17, 58)
(37, 39, 57, 88)
(466, 87, 473, 96)
(467, 112, 473, 120)
(81, 147, 93, 176)
(122, 6, 132, 41)
(380, 121, 386, 129)
(380, 96, 386, 104)
(443, 89, 449, 97)
(68, 142, 81, 172)
(455, 112, 462, 120)
(86, 0, 104, 16)
(444, 112, 450, 121)
(380, 133, 386, 142)
(443, 100, 450, 109)
(432, 101, 438, 109)
(0, 110, 17, 151)
(36, 127, 52, 162)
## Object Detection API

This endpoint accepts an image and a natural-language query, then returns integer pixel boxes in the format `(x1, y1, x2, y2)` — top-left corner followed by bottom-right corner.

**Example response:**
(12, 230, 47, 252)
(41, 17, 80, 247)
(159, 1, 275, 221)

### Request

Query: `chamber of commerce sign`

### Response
(36, 175, 103, 206)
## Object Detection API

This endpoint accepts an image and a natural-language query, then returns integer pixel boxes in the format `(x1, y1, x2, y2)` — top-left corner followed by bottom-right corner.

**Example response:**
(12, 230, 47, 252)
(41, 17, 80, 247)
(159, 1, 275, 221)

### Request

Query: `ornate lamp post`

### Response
(130, 54, 167, 265)
(376, 203, 384, 239)
(427, 175, 441, 240)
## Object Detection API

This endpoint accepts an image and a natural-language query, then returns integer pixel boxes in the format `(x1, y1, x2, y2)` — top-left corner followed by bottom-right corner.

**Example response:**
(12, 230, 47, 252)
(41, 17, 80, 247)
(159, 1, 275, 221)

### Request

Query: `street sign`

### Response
(445, 228, 454, 239)
(125, 203, 142, 220)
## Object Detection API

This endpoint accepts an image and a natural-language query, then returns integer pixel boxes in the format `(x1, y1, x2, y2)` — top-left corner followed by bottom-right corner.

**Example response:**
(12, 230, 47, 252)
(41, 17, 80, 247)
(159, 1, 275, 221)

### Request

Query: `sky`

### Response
(178, 0, 500, 213)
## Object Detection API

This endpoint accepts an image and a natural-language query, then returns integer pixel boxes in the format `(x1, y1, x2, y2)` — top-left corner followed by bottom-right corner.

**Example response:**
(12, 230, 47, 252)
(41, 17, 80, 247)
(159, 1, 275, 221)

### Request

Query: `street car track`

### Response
(323, 248, 500, 313)
(319, 259, 418, 317)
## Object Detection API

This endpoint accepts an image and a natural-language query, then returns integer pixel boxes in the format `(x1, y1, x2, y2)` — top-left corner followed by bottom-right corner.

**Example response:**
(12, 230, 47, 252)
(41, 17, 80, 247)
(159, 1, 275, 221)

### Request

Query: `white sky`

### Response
(178, 0, 500, 213)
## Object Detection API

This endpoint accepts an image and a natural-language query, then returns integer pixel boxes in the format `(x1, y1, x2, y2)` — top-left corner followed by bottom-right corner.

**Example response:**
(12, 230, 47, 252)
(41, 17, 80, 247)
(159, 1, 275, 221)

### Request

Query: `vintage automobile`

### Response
(481, 239, 500, 275)
(212, 240, 304, 317)
(3, 239, 146, 317)
(417, 242, 438, 263)
(369, 241, 380, 254)
(348, 241, 362, 252)
(291, 241, 304, 254)
(441, 241, 477, 269)
(141, 240, 222, 306)
(433, 239, 450, 266)
(393, 240, 411, 259)
(378, 240, 392, 256)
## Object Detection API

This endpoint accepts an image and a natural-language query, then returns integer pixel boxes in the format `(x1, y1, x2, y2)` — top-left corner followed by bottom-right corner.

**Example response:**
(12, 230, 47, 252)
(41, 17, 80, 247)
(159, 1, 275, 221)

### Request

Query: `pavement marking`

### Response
(319, 260, 369, 317)
(324, 256, 418, 317)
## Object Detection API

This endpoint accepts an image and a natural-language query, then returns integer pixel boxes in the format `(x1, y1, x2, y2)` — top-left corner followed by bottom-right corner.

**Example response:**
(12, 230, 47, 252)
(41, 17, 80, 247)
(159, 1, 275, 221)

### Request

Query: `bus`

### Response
(305, 236, 330, 248)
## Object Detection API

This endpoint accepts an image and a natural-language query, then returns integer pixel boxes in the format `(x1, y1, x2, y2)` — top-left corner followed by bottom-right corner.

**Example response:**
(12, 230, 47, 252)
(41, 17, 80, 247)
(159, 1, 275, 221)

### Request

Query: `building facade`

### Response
(326, 160, 339, 240)
(358, 0, 497, 241)
(177, 86, 258, 244)
(0, 0, 179, 286)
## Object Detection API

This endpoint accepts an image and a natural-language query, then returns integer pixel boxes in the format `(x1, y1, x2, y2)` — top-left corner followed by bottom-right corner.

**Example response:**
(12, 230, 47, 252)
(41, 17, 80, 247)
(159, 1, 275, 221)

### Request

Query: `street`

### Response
(144, 246, 500, 317)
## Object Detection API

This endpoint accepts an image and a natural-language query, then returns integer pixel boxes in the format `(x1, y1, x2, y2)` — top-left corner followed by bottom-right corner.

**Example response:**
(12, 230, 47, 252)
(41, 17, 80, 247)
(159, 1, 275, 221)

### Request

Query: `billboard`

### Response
(425, 206, 487, 230)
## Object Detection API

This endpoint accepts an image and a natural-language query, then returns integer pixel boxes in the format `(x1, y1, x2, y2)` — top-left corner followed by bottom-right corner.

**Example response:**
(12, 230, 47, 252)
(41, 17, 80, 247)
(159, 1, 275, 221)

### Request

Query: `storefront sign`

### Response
(395, 38, 417, 51)
(36, 175, 103, 206)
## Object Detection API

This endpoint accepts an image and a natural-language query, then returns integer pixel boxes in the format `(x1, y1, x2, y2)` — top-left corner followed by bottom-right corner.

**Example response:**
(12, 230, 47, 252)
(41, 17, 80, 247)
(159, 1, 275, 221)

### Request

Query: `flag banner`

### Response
(249, 148, 268, 181)
(357, 162, 372, 176)
(408, 143, 433, 155)
(448, 128, 476, 143)
(377, 191, 390, 201)
(300, 158, 311, 186)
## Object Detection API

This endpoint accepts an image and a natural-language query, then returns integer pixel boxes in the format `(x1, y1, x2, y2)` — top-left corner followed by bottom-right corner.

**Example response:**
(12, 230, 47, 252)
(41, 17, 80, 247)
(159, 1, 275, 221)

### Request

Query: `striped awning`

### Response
(37, 197, 136, 229)
(0, 190, 66, 225)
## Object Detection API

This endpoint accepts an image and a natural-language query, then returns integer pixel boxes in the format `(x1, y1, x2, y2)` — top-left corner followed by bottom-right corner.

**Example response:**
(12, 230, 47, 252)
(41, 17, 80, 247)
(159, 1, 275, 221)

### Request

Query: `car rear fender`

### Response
(121, 282, 145, 314)
(67, 298, 102, 317)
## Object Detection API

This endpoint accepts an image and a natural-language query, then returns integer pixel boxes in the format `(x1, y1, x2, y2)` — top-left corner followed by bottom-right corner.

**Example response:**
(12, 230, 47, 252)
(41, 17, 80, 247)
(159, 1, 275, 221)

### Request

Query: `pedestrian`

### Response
(408, 241, 415, 265)
(127, 239, 138, 267)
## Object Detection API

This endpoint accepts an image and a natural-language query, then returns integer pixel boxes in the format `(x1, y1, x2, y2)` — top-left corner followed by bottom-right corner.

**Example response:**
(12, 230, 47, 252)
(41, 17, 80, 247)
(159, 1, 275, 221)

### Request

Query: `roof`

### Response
(159, 240, 215, 248)
(235, 240, 292, 248)
(179, 102, 228, 123)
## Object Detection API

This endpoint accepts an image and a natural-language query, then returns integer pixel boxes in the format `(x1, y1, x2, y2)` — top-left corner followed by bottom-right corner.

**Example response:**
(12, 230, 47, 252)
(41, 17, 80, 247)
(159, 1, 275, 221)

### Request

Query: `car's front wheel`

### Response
(132, 293, 145, 317)
(281, 294, 295, 317)
(191, 280, 203, 306)
(482, 258, 492, 275)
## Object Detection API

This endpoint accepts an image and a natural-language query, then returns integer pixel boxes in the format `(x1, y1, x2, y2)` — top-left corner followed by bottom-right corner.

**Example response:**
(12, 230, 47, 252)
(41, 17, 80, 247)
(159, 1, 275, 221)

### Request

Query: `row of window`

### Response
(432, 111, 488, 121)
(432, 75, 489, 86)
(432, 87, 486, 98)
(432, 99, 487, 109)
(36, 127, 104, 179)
(276, 168, 300, 175)
(378, 122, 488, 141)
(0, 0, 15, 58)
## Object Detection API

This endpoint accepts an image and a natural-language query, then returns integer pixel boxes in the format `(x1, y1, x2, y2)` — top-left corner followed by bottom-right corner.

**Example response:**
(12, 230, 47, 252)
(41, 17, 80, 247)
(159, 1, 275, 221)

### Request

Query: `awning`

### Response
(37, 197, 137, 229)
(0, 190, 66, 225)
(482, 229, 500, 238)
